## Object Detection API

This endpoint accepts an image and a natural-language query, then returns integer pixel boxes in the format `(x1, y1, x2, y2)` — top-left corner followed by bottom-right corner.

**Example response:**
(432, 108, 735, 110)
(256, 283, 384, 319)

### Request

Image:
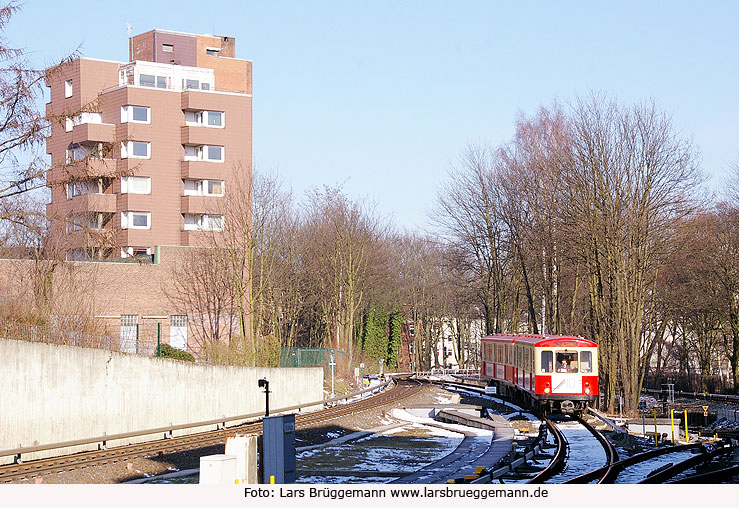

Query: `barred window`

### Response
(121, 315, 138, 326)
(170, 315, 187, 327)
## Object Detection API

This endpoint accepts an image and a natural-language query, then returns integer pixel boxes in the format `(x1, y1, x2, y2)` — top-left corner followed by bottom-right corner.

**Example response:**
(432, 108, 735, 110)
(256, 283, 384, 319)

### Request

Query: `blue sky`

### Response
(8, 1, 739, 228)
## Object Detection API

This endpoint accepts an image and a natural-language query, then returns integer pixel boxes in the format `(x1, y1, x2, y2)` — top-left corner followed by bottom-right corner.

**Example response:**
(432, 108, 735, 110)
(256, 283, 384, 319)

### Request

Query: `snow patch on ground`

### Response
(391, 409, 493, 437)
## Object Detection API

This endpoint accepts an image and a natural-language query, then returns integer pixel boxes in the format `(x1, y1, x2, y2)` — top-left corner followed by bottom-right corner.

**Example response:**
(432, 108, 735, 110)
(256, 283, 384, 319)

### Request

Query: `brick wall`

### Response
(0, 246, 229, 354)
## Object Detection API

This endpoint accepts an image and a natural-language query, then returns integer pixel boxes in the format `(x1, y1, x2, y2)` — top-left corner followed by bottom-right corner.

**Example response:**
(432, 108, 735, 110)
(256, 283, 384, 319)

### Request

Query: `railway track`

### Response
(0, 378, 424, 483)
(525, 415, 617, 484)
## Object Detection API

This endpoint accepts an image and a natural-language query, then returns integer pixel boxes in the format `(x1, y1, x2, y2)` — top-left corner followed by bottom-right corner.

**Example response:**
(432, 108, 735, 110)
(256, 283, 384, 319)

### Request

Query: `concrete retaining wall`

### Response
(0, 338, 324, 465)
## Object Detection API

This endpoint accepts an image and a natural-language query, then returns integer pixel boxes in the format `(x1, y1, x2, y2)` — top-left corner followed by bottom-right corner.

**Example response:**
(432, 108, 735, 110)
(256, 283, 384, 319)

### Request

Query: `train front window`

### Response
(556, 351, 578, 373)
(541, 350, 553, 373)
(580, 351, 592, 373)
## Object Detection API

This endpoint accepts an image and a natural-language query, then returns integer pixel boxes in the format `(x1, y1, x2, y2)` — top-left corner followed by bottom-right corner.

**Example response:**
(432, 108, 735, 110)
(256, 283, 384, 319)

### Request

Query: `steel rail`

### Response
(577, 415, 619, 483)
(564, 443, 702, 484)
(637, 442, 736, 484)
(0, 378, 395, 462)
(0, 378, 423, 483)
(642, 388, 739, 405)
(667, 463, 739, 483)
(526, 416, 566, 483)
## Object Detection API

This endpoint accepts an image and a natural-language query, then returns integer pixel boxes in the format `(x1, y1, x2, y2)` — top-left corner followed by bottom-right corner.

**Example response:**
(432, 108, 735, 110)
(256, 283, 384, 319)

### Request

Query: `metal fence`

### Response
(280, 347, 345, 375)
(0, 320, 160, 356)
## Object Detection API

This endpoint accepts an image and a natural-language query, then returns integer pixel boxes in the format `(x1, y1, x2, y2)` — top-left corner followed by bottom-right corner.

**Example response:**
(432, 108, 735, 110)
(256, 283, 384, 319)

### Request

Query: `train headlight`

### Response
(584, 381, 591, 395)
(544, 382, 550, 394)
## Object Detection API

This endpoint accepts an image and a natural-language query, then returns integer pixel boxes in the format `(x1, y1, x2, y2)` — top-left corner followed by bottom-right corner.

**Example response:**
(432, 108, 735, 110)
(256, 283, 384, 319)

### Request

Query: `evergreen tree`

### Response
(386, 309, 403, 368)
(361, 305, 389, 362)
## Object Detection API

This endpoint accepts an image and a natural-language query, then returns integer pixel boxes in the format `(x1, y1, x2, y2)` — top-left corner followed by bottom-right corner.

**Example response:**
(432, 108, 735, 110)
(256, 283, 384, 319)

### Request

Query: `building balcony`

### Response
(71, 193, 117, 213)
(181, 90, 217, 111)
(181, 160, 226, 180)
(181, 195, 222, 214)
(180, 230, 221, 246)
(71, 122, 116, 143)
(117, 193, 152, 211)
(116, 228, 157, 246)
(181, 125, 223, 146)
(47, 159, 119, 184)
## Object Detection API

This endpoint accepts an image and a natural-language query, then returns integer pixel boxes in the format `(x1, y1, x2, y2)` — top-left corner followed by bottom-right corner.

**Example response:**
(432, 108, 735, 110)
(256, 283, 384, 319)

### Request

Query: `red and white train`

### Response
(480, 334, 599, 414)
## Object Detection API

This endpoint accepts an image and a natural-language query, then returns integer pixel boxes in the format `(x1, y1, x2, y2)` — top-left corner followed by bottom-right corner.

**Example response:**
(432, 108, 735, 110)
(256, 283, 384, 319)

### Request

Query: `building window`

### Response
(184, 110, 224, 128)
(162, 43, 174, 53)
(183, 179, 224, 197)
(156, 76, 167, 89)
(66, 215, 83, 233)
(183, 213, 224, 231)
(206, 145, 222, 162)
(200, 83, 210, 90)
(121, 246, 151, 258)
(66, 112, 104, 132)
(66, 179, 102, 199)
(183, 144, 224, 163)
(121, 141, 151, 159)
(207, 111, 223, 127)
(121, 176, 151, 194)
(205, 48, 220, 57)
(207, 180, 223, 196)
(139, 74, 156, 87)
(121, 105, 151, 124)
(64, 79, 73, 98)
(170, 315, 188, 351)
(120, 315, 138, 354)
(121, 211, 151, 229)
(185, 79, 199, 90)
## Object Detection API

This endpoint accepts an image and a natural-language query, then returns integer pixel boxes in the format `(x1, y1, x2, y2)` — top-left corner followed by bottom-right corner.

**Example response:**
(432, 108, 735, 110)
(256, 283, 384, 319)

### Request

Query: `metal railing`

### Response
(0, 379, 393, 464)
(0, 320, 159, 356)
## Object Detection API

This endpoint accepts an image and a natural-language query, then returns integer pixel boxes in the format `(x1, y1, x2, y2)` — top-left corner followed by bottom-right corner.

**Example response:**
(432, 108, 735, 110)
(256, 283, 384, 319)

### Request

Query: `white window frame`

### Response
(121, 105, 151, 124)
(205, 145, 223, 162)
(206, 111, 224, 128)
(183, 179, 224, 197)
(183, 213, 224, 231)
(162, 43, 174, 53)
(121, 211, 151, 230)
(184, 110, 224, 128)
(120, 315, 138, 354)
(66, 180, 102, 199)
(121, 246, 151, 258)
(121, 141, 151, 159)
(64, 79, 73, 98)
(121, 176, 151, 195)
(202, 214, 224, 231)
(205, 179, 224, 196)
(139, 73, 156, 87)
(183, 144, 223, 163)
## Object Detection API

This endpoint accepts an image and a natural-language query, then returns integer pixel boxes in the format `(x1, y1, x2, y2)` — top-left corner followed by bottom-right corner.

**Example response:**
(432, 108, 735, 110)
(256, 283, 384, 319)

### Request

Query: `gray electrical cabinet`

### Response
(261, 414, 296, 483)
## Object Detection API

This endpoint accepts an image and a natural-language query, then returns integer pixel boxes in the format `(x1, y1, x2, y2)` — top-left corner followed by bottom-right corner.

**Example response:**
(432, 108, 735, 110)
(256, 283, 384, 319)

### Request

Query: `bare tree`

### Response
(301, 187, 387, 368)
(563, 93, 702, 412)
(433, 143, 511, 335)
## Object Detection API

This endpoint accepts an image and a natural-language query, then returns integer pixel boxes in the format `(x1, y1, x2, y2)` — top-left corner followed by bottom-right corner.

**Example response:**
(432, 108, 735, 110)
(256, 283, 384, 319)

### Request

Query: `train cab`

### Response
(481, 334, 598, 414)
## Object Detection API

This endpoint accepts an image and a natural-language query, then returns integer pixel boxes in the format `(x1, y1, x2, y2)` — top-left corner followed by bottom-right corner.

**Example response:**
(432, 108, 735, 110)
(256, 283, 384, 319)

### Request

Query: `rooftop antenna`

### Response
(126, 23, 133, 62)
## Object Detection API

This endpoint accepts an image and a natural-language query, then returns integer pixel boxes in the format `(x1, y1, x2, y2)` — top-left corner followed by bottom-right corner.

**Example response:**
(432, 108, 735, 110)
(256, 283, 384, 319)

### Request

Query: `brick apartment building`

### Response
(45, 29, 252, 260)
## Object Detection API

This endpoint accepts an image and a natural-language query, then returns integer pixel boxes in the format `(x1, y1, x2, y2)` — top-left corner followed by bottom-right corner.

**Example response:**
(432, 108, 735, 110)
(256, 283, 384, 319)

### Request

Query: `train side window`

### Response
(580, 351, 592, 373)
(541, 350, 553, 373)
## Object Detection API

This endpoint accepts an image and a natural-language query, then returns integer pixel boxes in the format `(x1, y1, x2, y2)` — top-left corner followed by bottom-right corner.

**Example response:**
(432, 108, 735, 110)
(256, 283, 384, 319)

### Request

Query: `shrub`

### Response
(159, 343, 195, 362)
